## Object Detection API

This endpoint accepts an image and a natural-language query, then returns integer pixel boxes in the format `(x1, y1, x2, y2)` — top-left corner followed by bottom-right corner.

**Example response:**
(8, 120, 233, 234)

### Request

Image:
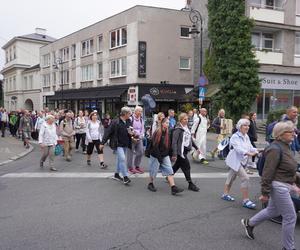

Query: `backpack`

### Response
(257, 143, 283, 176)
(265, 121, 278, 143)
(217, 137, 231, 159)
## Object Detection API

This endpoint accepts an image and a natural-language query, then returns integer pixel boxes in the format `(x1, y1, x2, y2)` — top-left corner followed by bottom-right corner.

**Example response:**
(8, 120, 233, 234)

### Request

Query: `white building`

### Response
(1, 28, 55, 111)
(40, 5, 194, 116)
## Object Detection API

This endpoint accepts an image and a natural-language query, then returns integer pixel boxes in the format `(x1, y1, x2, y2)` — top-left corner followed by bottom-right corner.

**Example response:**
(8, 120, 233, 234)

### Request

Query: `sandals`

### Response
(221, 194, 235, 201)
(243, 199, 256, 209)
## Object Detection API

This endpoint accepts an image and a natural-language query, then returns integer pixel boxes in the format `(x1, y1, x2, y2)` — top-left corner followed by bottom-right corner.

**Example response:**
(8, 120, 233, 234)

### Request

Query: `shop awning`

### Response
(47, 87, 127, 101)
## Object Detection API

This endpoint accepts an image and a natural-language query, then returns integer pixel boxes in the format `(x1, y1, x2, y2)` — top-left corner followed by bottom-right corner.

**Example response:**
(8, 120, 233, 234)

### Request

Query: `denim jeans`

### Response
(148, 155, 173, 177)
(249, 181, 297, 250)
(116, 147, 128, 177)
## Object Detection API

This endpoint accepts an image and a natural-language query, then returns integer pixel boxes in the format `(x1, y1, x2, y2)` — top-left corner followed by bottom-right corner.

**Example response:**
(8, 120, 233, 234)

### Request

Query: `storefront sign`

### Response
(260, 73, 300, 90)
(138, 41, 147, 78)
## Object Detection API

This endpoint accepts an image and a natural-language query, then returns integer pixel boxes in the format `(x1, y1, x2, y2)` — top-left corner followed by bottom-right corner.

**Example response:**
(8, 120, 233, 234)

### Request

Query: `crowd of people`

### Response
(1, 105, 300, 249)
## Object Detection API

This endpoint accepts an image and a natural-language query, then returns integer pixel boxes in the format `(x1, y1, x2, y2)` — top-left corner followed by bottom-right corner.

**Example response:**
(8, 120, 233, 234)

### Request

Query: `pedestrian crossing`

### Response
(0, 172, 260, 178)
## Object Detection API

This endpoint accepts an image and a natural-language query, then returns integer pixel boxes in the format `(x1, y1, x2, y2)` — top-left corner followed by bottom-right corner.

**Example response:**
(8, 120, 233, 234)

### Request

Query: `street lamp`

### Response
(189, 9, 203, 78)
(54, 58, 63, 109)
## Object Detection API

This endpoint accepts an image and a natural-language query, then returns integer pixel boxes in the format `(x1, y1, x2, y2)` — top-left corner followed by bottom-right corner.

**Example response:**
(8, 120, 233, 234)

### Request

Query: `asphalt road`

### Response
(0, 144, 299, 250)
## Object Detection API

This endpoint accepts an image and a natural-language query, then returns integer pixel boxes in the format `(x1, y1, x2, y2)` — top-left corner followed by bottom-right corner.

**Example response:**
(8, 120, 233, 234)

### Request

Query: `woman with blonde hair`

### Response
(171, 113, 200, 192)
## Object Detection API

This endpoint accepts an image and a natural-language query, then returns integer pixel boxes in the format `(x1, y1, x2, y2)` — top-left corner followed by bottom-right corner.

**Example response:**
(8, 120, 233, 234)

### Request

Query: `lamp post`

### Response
(189, 9, 204, 108)
(54, 58, 63, 109)
(189, 9, 203, 79)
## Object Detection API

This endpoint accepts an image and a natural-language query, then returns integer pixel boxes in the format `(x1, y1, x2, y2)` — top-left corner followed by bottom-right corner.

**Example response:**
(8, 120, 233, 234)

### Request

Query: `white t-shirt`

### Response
(89, 121, 100, 140)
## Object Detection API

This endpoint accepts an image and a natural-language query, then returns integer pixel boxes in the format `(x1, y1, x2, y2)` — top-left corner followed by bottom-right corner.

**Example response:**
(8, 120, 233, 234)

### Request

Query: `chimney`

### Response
(184, 0, 192, 10)
(35, 28, 47, 36)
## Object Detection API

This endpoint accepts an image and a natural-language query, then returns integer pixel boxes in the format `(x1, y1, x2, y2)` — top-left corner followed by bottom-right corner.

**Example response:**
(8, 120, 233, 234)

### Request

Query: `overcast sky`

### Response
(0, 0, 185, 71)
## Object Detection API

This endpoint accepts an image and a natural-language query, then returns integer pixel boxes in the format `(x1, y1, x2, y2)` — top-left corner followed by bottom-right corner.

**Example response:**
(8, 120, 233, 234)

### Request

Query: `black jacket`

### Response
(248, 119, 257, 142)
(102, 117, 132, 149)
(149, 130, 170, 163)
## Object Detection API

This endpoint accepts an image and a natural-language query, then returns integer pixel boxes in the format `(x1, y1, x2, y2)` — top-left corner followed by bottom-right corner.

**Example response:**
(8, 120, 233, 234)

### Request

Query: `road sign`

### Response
(199, 87, 206, 100)
(198, 76, 208, 87)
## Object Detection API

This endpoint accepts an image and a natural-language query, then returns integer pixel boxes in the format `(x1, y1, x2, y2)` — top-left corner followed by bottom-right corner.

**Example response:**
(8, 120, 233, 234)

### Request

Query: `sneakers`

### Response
(50, 167, 57, 171)
(243, 199, 256, 209)
(200, 159, 209, 165)
(100, 162, 108, 169)
(123, 176, 131, 185)
(221, 194, 235, 201)
(188, 182, 200, 192)
(147, 183, 157, 192)
(112, 173, 123, 182)
(128, 167, 138, 174)
(40, 161, 44, 168)
(171, 185, 184, 195)
(241, 218, 255, 240)
(87, 160, 91, 166)
(135, 167, 144, 174)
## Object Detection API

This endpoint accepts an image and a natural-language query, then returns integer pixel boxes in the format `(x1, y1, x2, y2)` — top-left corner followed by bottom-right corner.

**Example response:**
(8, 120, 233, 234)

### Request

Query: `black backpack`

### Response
(257, 143, 283, 176)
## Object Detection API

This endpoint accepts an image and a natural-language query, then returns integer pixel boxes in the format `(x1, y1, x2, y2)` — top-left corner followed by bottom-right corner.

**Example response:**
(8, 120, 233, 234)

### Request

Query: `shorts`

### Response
(148, 155, 174, 177)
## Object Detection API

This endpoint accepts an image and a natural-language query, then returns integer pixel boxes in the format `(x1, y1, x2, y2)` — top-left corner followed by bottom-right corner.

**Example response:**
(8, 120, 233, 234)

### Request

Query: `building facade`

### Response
(40, 6, 194, 116)
(1, 28, 55, 111)
(247, 0, 300, 119)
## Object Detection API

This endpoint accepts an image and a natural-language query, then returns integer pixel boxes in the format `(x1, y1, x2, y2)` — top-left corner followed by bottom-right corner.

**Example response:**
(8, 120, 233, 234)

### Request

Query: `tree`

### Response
(206, 0, 260, 121)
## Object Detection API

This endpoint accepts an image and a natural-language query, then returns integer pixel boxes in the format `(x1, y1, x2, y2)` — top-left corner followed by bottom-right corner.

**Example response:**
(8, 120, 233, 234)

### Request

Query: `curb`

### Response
(0, 144, 34, 166)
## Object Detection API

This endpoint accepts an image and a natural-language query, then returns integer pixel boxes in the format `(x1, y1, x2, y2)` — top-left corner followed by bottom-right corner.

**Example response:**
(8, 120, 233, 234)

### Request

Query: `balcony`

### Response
(248, 4, 284, 24)
(254, 49, 283, 65)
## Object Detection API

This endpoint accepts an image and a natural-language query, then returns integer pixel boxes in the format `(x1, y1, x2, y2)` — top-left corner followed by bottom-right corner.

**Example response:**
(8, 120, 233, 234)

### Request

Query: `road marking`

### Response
(0, 172, 260, 179)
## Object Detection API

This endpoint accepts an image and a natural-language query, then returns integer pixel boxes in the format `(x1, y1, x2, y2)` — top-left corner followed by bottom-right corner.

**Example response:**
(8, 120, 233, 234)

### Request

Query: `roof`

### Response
(2, 33, 56, 49)
(23, 64, 40, 72)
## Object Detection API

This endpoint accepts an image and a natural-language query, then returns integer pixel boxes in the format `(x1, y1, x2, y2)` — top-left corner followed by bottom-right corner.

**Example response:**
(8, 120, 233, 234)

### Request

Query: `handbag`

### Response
(54, 144, 63, 156)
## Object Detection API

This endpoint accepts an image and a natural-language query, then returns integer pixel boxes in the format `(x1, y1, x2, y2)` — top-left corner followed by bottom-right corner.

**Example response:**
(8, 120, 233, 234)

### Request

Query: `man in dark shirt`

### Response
(101, 107, 133, 185)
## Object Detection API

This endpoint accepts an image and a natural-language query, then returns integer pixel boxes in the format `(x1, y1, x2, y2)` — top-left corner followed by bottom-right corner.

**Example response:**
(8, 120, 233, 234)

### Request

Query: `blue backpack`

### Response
(257, 143, 283, 176)
(265, 121, 278, 143)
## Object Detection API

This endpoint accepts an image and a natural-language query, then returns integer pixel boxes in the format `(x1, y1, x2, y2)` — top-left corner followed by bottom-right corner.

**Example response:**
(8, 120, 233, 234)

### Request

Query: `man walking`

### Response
(59, 111, 75, 162)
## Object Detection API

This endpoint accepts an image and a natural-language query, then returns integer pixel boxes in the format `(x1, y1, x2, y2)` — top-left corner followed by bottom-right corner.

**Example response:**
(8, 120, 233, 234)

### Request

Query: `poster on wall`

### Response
(138, 41, 146, 78)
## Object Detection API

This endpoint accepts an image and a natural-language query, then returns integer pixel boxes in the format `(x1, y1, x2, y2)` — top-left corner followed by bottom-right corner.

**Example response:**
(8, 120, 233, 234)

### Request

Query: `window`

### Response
(13, 46, 16, 59)
(60, 47, 69, 62)
(71, 44, 76, 59)
(81, 39, 94, 56)
(9, 48, 12, 61)
(262, 33, 274, 50)
(29, 75, 33, 89)
(53, 72, 57, 85)
(13, 76, 16, 90)
(5, 51, 8, 63)
(97, 34, 103, 52)
(297, 0, 300, 15)
(180, 57, 191, 69)
(251, 33, 260, 49)
(181, 27, 191, 38)
(296, 33, 300, 55)
(24, 76, 28, 90)
(110, 58, 126, 77)
(42, 74, 51, 87)
(52, 52, 56, 65)
(110, 27, 127, 49)
(98, 62, 103, 78)
(60, 70, 69, 84)
(42, 54, 50, 67)
(265, 0, 274, 9)
(81, 65, 94, 81)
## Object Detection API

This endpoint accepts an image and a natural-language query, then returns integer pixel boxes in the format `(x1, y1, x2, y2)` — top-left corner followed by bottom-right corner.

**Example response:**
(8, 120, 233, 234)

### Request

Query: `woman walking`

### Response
(221, 119, 258, 209)
(241, 121, 300, 250)
(171, 113, 200, 192)
(247, 112, 258, 169)
(75, 110, 87, 154)
(147, 118, 184, 195)
(38, 115, 58, 171)
(86, 112, 108, 169)
(151, 112, 165, 136)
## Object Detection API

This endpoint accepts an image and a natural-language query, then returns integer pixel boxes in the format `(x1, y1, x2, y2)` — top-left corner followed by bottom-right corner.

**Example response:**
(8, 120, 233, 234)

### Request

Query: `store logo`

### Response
(150, 87, 159, 96)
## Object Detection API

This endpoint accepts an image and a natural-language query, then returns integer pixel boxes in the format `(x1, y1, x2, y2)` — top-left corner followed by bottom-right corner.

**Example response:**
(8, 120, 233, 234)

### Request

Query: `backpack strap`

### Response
(194, 115, 202, 135)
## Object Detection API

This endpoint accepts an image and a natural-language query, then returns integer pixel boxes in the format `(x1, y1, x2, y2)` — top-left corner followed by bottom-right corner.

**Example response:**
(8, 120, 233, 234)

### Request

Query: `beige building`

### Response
(1, 28, 55, 111)
(188, 0, 300, 119)
(41, 5, 194, 116)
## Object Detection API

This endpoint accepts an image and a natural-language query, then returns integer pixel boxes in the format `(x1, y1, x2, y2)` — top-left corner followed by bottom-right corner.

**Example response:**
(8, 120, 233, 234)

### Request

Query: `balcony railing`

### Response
(254, 49, 283, 65)
(248, 3, 284, 24)
(249, 3, 283, 11)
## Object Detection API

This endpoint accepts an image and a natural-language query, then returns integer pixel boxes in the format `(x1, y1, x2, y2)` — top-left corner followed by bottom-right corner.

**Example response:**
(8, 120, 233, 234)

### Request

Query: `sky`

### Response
(0, 0, 185, 71)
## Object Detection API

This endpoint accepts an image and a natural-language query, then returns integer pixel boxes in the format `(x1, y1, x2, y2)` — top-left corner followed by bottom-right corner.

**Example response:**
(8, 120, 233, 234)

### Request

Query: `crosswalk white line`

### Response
(0, 172, 260, 178)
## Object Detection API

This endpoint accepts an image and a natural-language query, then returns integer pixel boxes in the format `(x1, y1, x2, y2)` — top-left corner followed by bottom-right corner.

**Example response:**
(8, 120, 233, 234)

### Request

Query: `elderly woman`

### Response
(242, 121, 300, 250)
(38, 115, 58, 171)
(221, 118, 258, 209)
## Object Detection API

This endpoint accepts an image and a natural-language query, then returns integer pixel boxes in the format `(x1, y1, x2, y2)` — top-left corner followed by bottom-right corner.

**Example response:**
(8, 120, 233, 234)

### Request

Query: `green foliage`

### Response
(181, 103, 194, 113)
(266, 109, 285, 124)
(206, 0, 260, 122)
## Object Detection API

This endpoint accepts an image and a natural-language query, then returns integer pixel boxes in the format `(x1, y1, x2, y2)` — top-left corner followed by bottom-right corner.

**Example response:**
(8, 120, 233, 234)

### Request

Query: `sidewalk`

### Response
(0, 136, 33, 166)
